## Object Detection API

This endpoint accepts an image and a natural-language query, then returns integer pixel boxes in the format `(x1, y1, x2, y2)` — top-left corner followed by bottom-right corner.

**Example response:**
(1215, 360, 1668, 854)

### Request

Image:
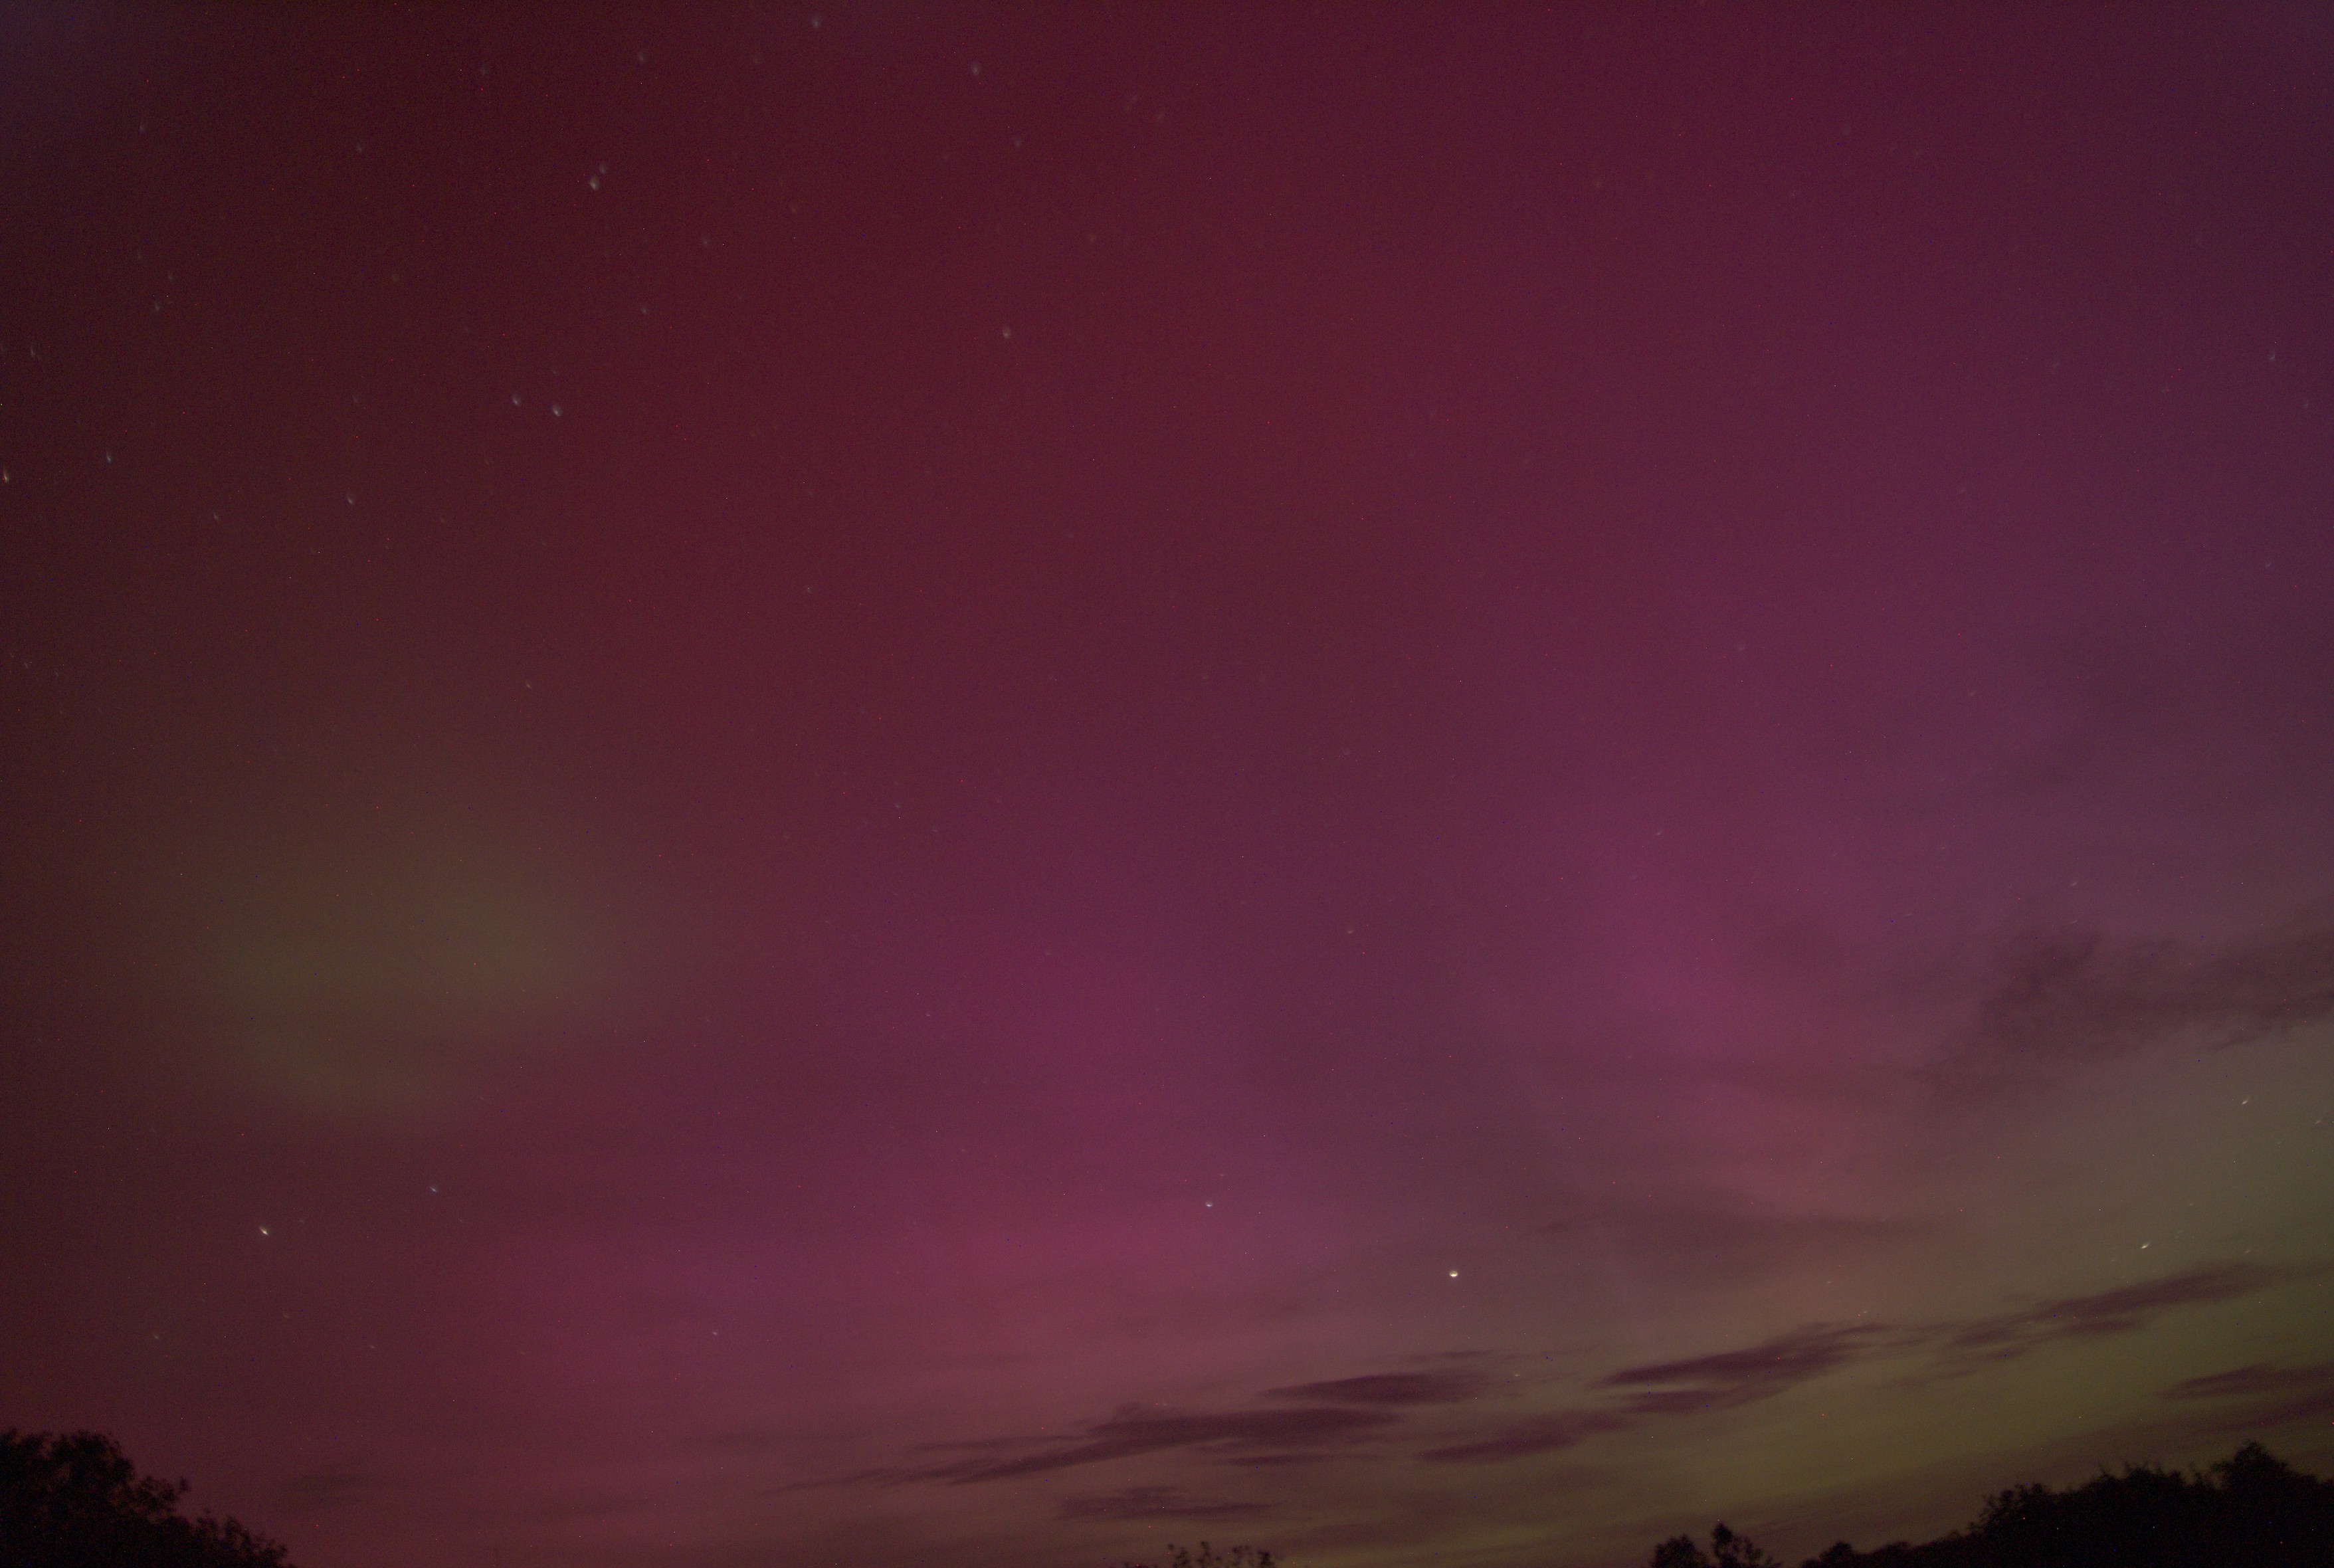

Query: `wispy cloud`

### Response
(1595, 1323, 1899, 1415)
(1937, 921, 2334, 1092)
(1263, 1371, 1493, 1406)
(2162, 1361, 2334, 1430)
(856, 1405, 1401, 1486)
(1057, 1485, 1274, 1521)
(1410, 1322, 1892, 1466)
(1935, 1263, 2303, 1364)
(1419, 1259, 2311, 1463)
(854, 1262, 2315, 1484)
(1418, 1411, 1630, 1464)
(2163, 1362, 2317, 1400)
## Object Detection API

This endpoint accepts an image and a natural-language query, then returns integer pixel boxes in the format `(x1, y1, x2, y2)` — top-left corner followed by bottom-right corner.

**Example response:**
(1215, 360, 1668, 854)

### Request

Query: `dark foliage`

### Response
(1123, 1543, 1276, 1568)
(1651, 1443, 2334, 1568)
(0, 1430, 290, 1568)
(1654, 1519, 1783, 1566)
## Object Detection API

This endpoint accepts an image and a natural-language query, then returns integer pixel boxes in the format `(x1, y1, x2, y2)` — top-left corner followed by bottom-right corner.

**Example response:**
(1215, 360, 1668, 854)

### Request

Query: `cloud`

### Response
(2162, 1361, 2334, 1430)
(1410, 1324, 1878, 1464)
(1416, 1263, 2293, 1464)
(1056, 1485, 1273, 1521)
(1939, 921, 2334, 1090)
(1936, 1262, 2302, 1363)
(1417, 1411, 1630, 1464)
(2163, 1362, 2317, 1400)
(1594, 1323, 1896, 1415)
(858, 1405, 1402, 1486)
(1262, 1371, 1492, 1406)
(856, 1263, 2314, 1490)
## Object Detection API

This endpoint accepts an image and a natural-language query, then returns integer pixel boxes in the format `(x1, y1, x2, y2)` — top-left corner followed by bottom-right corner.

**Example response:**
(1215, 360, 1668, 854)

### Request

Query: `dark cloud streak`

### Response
(1424, 1262, 2316, 1464)
(1056, 1486, 1272, 1521)
(1595, 1323, 1899, 1415)
(1939, 922, 2334, 1092)
(2161, 1361, 2334, 1432)
(1262, 1371, 1492, 1407)
(1937, 1263, 2306, 1364)
(1418, 1412, 1630, 1464)
(856, 1405, 1402, 1487)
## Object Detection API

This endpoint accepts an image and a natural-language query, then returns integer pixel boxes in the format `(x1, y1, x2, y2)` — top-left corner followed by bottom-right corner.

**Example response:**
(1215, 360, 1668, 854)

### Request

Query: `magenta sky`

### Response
(4, 7, 2333, 1567)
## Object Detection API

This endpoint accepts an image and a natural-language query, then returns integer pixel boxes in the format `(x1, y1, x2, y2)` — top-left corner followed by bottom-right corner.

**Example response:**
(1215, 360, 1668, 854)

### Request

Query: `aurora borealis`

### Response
(3, 5, 2332, 1567)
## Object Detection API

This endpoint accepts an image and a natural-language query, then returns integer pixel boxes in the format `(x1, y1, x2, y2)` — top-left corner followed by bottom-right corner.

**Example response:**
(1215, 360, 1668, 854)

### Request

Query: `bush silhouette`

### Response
(1650, 1442, 2334, 1568)
(0, 1430, 290, 1568)
(1652, 1521, 1783, 1567)
(1123, 1543, 1276, 1568)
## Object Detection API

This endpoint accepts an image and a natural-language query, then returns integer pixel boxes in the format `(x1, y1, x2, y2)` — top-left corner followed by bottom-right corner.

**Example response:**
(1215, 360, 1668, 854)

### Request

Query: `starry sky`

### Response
(3, 6, 2333, 1567)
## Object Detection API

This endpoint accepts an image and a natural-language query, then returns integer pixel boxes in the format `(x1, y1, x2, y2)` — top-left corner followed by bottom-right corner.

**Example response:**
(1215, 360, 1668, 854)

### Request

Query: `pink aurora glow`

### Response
(3, 7, 2331, 1567)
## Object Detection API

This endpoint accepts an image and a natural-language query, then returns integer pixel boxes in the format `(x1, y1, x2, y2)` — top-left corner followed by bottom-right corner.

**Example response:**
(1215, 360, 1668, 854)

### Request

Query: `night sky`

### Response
(5, 7, 2333, 1567)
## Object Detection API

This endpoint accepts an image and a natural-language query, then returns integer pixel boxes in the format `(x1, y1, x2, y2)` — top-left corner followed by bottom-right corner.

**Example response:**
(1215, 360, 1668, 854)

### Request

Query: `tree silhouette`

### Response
(1652, 1521, 1782, 1567)
(1652, 1442, 2334, 1568)
(0, 1430, 290, 1568)
(1123, 1541, 1276, 1568)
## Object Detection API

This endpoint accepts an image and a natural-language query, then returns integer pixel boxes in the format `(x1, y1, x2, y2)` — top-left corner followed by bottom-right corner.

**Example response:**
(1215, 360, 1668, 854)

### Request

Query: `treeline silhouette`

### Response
(1124, 1547, 1276, 1568)
(11, 1427, 2328, 1568)
(1651, 1442, 2334, 1567)
(1, 1430, 289, 1568)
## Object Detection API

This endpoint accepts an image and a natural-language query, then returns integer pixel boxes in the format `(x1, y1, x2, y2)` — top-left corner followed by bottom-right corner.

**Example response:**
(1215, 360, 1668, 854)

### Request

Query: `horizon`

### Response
(3, 6, 2331, 1567)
